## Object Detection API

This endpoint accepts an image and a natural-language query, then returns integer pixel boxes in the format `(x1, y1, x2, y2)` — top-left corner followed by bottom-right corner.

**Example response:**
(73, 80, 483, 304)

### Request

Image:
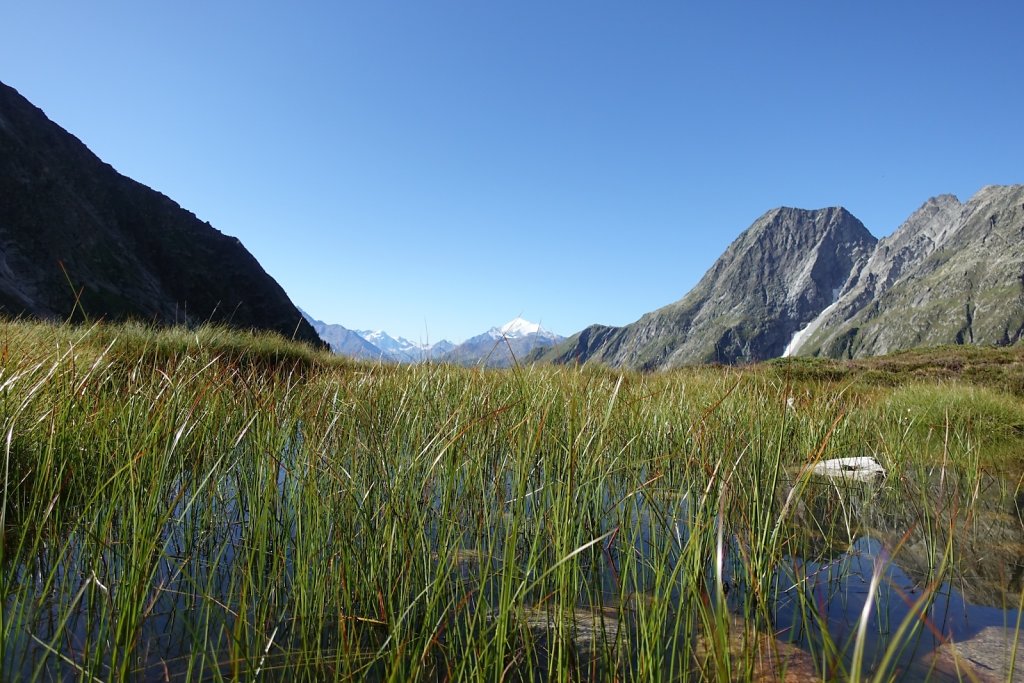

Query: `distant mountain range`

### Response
(301, 312, 388, 360)
(3, 80, 1020, 369)
(304, 313, 563, 367)
(441, 318, 563, 367)
(535, 185, 1024, 369)
(302, 310, 454, 362)
(0, 80, 323, 347)
(356, 329, 455, 363)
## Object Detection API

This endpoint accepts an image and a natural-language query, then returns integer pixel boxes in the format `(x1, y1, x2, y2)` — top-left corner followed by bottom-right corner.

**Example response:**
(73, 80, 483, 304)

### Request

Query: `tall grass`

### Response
(1, 321, 1021, 681)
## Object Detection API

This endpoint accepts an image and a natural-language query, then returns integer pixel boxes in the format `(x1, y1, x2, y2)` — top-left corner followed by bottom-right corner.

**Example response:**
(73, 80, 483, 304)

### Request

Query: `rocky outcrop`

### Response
(927, 627, 1024, 682)
(781, 194, 963, 356)
(540, 207, 877, 369)
(0, 80, 323, 347)
(793, 185, 1024, 358)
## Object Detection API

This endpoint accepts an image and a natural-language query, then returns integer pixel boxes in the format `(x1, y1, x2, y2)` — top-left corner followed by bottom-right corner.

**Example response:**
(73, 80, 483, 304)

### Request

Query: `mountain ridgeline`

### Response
(302, 310, 454, 363)
(0, 80, 323, 347)
(304, 312, 562, 368)
(537, 186, 1024, 369)
(5, 79, 1019, 366)
(441, 318, 563, 368)
(790, 186, 1024, 358)
(538, 207, 878, 368)
(302, 312, 391, 361)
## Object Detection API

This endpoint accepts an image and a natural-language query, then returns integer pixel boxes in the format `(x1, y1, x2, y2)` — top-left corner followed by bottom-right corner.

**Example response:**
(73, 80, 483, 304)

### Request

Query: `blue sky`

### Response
(3, 2, 1022, 343)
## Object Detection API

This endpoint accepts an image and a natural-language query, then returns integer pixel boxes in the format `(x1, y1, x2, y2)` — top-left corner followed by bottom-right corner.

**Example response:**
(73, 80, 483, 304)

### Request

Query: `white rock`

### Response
(809, 456, 886, 481)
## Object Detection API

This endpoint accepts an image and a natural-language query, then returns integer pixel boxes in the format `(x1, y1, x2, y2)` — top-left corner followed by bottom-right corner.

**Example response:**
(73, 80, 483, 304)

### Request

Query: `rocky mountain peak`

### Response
(540, 206, 877, 369)
(540, 187, 1023, 369)
(788, 185, 1024, 358)
(444, 318, 564, 367)
(498, 317, 543, 338)
(783, 194, 965, 358)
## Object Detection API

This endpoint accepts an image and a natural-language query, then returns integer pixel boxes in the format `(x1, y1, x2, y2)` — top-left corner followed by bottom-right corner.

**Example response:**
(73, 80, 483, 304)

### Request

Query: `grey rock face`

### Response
(542, 207, 877, 369)
(795, 185, 1024, 358)
(425, 339, 456, 358)
(0, 80, 323, 347)
(783, 194, 964, 356)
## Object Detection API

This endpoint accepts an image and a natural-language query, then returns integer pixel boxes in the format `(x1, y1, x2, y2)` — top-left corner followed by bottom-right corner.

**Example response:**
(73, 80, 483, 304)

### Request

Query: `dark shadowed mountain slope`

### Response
(792, 185, 1024, 358)
(0, 80, 322, 347)
(538, 207, 877, 369)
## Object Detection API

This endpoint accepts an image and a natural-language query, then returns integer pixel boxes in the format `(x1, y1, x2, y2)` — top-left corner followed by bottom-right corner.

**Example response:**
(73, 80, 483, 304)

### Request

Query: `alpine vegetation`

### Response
(2, 320, 1021, 681)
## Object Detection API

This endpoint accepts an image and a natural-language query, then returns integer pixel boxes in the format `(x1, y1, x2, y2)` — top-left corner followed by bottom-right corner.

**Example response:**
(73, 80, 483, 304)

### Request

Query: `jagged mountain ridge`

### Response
(442, 318, 565, 368)
(791, 185, 1024, 358)
(539, 207, 877, 369)
(303, 313, 560, 367)
(0, 80, 322, 347)
(356, 329, 454, 363)
(301, 311, 455, 363)
(301, 311, 388, 360)
(781, 194, 965, 356)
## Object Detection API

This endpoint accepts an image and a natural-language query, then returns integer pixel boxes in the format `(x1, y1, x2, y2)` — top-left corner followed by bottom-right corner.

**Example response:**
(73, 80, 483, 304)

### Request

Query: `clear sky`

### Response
(3, 2, 1022, 343)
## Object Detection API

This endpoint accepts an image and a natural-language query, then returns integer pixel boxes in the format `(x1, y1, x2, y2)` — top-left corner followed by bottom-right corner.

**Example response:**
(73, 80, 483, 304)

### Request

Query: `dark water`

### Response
(4, 462, 1022, 681)
(772, 534, 1021, 680)
(766, 472, 1023, 680)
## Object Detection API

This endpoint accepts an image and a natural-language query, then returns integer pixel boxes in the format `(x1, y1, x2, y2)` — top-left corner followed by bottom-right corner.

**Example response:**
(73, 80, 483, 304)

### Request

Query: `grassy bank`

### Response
(2, 321, 1021, 681)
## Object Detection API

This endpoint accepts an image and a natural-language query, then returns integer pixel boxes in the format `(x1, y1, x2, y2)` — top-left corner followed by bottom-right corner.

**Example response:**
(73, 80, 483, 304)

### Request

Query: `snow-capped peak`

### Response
(359, 330, 389, 344)
(497, 317, 543, 338)
(358, 330, 425, 352)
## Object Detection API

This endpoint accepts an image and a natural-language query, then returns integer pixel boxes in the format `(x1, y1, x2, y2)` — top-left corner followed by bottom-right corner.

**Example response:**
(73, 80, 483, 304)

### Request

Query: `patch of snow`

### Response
(393, 336, 419, 349)
(499, 317, 542, 338)
(352, 328, 455, 361)
(782, 297, 840, 357)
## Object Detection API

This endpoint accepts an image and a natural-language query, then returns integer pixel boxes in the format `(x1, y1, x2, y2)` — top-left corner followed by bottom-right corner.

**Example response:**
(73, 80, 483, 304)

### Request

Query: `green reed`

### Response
(0, 321, 1020, 681)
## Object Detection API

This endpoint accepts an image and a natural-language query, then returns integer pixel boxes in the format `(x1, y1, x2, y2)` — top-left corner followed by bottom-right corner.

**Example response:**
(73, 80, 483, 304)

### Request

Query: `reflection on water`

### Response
(788, 469, 1024, 609)
(772, 470, 1024, 680)
(4, 456, 1022, 681)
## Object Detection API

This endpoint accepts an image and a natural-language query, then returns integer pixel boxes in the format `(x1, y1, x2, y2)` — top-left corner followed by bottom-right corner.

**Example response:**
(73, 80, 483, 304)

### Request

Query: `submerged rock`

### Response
(694, 615, 819, 682)
(506, 606, 819, 681)
(926, 626, 1024, 682)
(511, 605, 623, 655)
